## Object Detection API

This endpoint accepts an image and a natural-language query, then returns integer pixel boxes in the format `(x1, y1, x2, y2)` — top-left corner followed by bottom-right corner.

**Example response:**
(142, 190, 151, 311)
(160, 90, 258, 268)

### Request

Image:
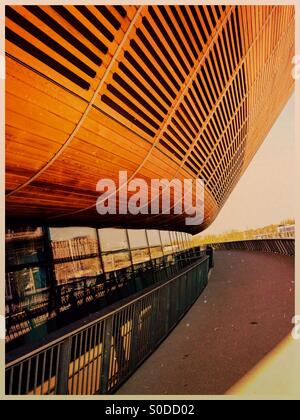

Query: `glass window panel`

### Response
(6, 226, 45, 266)
(146, 230, 163, 259)
(50, 227, 98, 260)
(127, 229, 151, 264)
(175, 232, 182, 251)
(6, 266, 48, 298)
(186, 233, 192, 249)
(160, 231, 173, 255)
(54, 257, 102, 284)
(170, 231, 180, 253)
(160, 230, 171, 245)
(131, 248, 151, 265)
(101, 250, 132, 273)
(178, 232, 183, 245)
(190, 234, 194, 247)
(146, 230, 161, 247)
(188, 235, 192, 248)
(180, 232, 186, 250)
(127, 229, 148, 249)
(98, 228, 129, 252)
(149, 246, 163, 259)
(164, 247, 173, 256)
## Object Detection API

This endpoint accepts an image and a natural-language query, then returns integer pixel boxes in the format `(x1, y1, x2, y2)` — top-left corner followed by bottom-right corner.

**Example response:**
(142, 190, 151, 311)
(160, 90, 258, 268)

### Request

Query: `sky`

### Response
(198, 93, 295, 237)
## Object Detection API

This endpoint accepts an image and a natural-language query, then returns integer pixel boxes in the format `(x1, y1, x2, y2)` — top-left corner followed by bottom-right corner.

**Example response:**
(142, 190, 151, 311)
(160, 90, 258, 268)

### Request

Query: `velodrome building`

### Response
(5, 5, 295, 347)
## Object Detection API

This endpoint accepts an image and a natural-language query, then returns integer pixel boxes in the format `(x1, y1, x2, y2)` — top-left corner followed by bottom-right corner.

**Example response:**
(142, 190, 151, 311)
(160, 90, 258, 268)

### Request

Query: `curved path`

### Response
(117, 250, 295, 395)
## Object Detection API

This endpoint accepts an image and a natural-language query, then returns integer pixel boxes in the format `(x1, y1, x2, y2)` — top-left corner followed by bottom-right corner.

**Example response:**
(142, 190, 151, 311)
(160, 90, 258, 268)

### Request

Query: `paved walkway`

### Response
(117, 250, 295, 395)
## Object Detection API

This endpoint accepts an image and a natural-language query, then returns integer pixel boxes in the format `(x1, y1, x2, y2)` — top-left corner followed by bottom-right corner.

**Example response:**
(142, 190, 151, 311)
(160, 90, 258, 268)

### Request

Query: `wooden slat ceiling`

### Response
(5, 5, 295, 233)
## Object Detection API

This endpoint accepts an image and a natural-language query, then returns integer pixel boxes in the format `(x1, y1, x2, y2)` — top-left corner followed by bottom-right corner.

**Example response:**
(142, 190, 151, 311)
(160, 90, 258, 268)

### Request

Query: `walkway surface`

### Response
(117, 250, 295, 395)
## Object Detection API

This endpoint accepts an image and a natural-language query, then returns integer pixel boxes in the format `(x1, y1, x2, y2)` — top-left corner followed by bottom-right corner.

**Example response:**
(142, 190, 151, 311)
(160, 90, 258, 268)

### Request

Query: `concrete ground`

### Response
(117, 250, 295, 395)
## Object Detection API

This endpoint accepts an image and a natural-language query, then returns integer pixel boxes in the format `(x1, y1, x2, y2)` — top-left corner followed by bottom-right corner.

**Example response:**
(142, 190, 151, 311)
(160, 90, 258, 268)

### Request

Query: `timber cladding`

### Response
(5, 5, 295, 233)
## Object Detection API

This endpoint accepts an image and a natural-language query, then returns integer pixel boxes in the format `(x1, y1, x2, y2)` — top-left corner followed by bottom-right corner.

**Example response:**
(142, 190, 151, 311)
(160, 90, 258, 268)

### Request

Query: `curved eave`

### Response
(5, 5, 295, 233)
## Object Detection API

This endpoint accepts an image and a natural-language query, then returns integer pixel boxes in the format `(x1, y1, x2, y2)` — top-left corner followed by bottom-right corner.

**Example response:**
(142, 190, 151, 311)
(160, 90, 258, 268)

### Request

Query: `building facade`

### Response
(5, 5, 295, 346)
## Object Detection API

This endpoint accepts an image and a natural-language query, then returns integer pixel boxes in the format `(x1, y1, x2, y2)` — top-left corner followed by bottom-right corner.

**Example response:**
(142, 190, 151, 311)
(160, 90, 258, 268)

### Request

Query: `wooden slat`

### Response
(5, 5, 295, 233)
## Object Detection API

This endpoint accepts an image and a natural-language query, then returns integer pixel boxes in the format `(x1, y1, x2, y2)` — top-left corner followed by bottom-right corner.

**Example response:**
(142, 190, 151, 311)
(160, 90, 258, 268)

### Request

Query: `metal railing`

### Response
(6, 255, 210, 395)
(6, 249, 205, 346)
(211, 239, 294, 256)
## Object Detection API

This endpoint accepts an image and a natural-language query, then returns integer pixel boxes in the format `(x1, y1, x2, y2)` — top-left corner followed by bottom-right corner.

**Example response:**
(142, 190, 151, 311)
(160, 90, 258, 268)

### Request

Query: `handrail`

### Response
(6, 257, 206, 368)
(5, 249, 206, 346)
(5, 255, 210, 395)
(210, 238, 294, 257)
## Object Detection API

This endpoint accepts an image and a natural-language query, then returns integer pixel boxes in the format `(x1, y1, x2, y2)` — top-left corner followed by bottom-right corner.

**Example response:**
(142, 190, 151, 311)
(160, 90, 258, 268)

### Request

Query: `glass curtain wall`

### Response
(6, 226, 197, 293)
(98, 228, 131, 273)
(5, 225, 199, 345)
(50, 227, 102, 285)
(6, 226, 49, 300)
(146, 230, 164, 269)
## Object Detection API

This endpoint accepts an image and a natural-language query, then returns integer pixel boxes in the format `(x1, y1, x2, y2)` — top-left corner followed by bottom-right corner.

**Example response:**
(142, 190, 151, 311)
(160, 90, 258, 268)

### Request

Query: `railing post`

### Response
(129, 303, 140, 372)
(198, 264, 202, 292)
(175, 278, 180, 319)
(180, 274, 186, 315)
(56, 337, 72, 395)
(206, 246, 214, 269)
(100, 317, 113, 394)
(191, 266, 197, 300)
(150, 295, 158, 348)
(183, 273, 189, 310)
(164, 285, 170, 334)
(187, 271, 193, 306)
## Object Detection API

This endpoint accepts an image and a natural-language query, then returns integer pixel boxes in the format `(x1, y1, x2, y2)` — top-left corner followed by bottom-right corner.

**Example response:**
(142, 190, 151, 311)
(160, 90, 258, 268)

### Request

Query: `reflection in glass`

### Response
(160, 230, 171, 245)
(147, 230, 163, 259)
(160, 230, 173, 255)
(98, 228, 131, 273)
(181, 233, 186, 250)
(170, 231, 179, 254)
(6, 266, 48, 299)
(149, 246, 163, 259)
(127, 229, 151, 265)
(50, 227, 98, 260)
(131, 249, 151, 266)
(152, 256, 165, 269)
(6, 226, 45, 267)
(187, 233, 193, 249)
(132, 258, 152, 275)
(177, 232, 183, 252)
(183, 233, 188, 251)
(185, 232, 190, 249)
(54, 258, 102, 284)
(174, 232, 182, 251)
(179, 232, 185, 250)
(178, 232, 183, 251)
(146, 230, 161, 246)
(5, 223, 198, 347)
(98, 228, 129, 252)
(127, 229, 148, 249)
(101, 251, 132, 273)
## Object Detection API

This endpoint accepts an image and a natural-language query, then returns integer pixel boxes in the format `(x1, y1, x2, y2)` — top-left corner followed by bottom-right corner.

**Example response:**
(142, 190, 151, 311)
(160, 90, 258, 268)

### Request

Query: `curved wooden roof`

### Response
(5, 5, 295, 233)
